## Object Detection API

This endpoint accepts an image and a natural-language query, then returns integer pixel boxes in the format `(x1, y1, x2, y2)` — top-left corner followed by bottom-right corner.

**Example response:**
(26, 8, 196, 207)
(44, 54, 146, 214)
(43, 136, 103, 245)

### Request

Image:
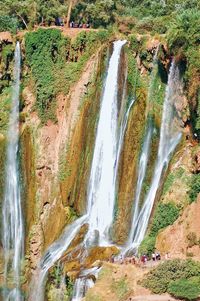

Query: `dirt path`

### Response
(15, 26, 97, 40)
(131, 295, 179, 301)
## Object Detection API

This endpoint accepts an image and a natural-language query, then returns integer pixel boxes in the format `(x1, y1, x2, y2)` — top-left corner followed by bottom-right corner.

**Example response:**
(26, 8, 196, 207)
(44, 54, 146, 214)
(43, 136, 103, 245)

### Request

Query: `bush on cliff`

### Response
(189, 174, 200, 203)
(0, 15, 18, 33)
(25, 28, 109, 123)
(150, 202, 179, 236)
(142, 259, 200, 298)
(168, 278, 200, 301)
(139, 202, 179, 256)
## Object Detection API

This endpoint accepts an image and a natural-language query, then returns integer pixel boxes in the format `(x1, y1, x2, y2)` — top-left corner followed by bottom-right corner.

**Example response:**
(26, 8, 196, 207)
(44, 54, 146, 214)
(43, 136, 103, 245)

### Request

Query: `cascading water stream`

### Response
(86, 40, 127, 245)
(2, 42, 24, 301)
(123, 49, 159, 254)
(32, 40, 128, 301)
(126, 120, 153, 249)
(130, 61, 182, 250)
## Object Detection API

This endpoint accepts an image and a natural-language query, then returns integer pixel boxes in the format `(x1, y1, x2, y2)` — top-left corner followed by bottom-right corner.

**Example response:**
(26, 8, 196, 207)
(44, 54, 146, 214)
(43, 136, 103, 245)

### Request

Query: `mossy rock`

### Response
(83, 246, 120, 267)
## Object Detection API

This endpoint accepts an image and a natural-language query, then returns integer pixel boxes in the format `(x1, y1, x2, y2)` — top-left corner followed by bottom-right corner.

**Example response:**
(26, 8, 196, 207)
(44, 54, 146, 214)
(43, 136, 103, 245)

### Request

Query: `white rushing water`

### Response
(129, 61, 182, 249)
(32, 40, 127, 301)
(86, 40, 127, 245)
(126, 120, 153, 249)
(72, 267, 99, 301)
(2, 42, 24, 301)
(31, 214, 87, 301)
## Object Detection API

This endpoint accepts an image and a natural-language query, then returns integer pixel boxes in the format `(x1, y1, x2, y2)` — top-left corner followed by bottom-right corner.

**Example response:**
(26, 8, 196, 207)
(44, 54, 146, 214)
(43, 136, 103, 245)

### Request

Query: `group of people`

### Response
(141, 252, 161, 264)
(109, 250, 166, 267)
(69, 21, 90, 28)
(110, 254, 136, 265)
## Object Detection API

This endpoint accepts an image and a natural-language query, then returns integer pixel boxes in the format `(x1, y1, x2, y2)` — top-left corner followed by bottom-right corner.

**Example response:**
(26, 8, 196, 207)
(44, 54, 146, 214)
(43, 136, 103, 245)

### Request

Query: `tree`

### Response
(66, 0, 73, 27)
(0, 0, 30, 28)
(0, 0, 67, 28)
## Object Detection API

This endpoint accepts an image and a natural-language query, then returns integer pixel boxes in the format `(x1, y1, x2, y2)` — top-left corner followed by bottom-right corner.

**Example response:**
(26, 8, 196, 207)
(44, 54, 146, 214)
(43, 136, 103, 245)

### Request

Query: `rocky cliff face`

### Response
(0, 28, 199, 300)
(21, 49, 107, 275)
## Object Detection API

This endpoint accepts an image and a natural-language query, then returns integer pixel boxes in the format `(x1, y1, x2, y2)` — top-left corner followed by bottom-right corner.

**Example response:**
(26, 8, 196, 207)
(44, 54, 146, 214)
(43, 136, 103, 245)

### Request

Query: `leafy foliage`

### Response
(0, 15, 18, 32)
(142, 259, 200, 295)
(71, 0, 116, 28)
(150, 203, 179, 236)
(0, 0, 67, 29)
(139, 202, 179, 256)
(138, 235, 156, 257)
(25, 28, 109, 122)
(163, 167, 185, 195)
(25, 29, 66, 122)
(111, 277, 129, 299)
(168, 278, 200, 300)
(189, 174, 200, 203)
(167, 9, 200, 55)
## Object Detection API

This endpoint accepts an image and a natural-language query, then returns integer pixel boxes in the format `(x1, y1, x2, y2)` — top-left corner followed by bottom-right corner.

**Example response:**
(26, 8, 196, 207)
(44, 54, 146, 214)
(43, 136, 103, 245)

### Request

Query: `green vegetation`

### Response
(25, 28, 66, 122)
(166, 8, 200, 134)
(1, 0, 198, 37)
(189, 174, 200, 203)
(72, 1, 116, 28)
(139, 235, 156, 257)
(25, 28, 109, 122)
(0, 0, 67, 29)
(150, 203, 180, 236)
(139, 202, 179, 256)
(163, 167, 185, 195)
(142, 259, 200, 300)
(0, 15, 18, 32)
(0, 87, 11, 134)
(47, 265, 73, 301)
(86, 292, 102, 301)
(111, 277, 129, 299)
(168, 278, 200, 301)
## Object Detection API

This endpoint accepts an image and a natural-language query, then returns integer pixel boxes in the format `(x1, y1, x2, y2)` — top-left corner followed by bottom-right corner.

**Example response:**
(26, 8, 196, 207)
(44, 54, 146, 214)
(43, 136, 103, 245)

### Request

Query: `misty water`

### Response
(2, 42, 24, 301)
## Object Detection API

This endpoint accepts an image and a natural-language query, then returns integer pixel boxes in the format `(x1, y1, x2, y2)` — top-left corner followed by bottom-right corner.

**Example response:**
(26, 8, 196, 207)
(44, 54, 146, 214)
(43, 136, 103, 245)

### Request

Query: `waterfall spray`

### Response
(31, 40, 128, 301)
(124, 49, 159, 254)
(130, 61, 182, 250)
(2, 42, 24, 301)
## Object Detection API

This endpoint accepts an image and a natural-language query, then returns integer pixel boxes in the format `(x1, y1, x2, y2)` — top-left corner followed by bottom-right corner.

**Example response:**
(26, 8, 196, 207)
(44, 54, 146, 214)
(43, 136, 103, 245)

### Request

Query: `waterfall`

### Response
(72, 267, 99, 301)
(130, 61, 182, 249)
(86, 40, 127, 245)
(32, 40, 128, 301)
(123, 49, 158, 254)
(2, 42, 24, 301)
(127, 119, 153, 249)
(31, 215, 88, 301)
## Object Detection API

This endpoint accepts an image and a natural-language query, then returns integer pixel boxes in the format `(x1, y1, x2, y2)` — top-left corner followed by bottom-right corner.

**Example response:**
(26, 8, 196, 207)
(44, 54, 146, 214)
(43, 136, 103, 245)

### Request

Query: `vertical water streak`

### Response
(31, 214, 88, 301)
(124, 49, 158, 253)
(2, 42, 24, 301)
(130, 61, 182, 249)
(32, 40, 128, 301)
(127, 120, 153, 248)
(86, 40, 127, 245)
(72, 267, 98, 301)
(72, 278, 94, 301)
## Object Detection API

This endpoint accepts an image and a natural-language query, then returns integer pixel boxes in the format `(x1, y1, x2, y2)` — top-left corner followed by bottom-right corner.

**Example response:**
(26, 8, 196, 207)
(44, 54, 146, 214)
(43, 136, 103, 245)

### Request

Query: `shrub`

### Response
(168, 278, 200, 300)
(25, 29, 66, 122)
(150, 203, 179, 236)
(167, 9, 200, 55)
(189, 174, 200, 203)
(0, 15, 18, 33)
(187, 232, 198, 248)
(129, 34, 140, 53)
(142, 259, 200, 294)
(138, 235, 156, 257)
(111, 277, 129, 299)
(25, 28, 109, 123)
